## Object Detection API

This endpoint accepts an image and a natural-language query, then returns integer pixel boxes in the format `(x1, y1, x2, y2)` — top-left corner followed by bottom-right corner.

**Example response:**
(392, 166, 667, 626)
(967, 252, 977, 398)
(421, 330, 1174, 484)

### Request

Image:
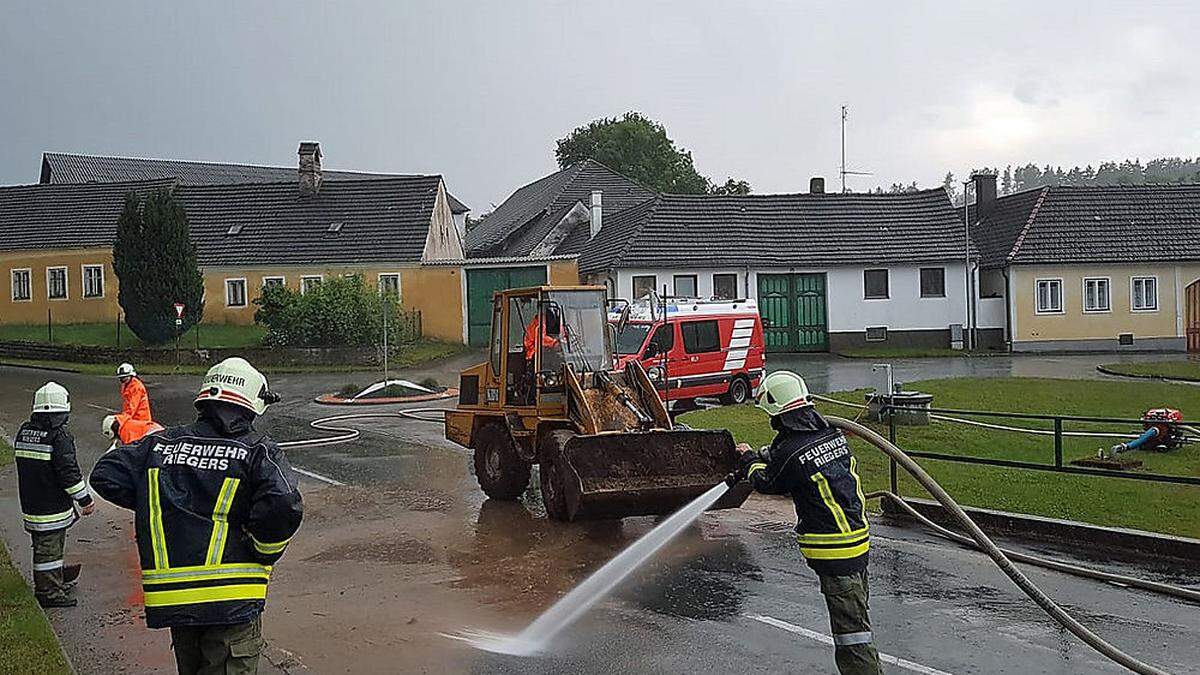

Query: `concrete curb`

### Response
(881, 494, 1200, 562)
(0, 360, 82, 374)
(1095, 364, 1200, 384)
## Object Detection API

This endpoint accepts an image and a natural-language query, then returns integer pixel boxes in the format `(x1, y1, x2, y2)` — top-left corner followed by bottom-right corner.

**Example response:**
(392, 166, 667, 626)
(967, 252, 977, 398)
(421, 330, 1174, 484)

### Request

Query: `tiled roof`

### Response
(0, 179, 177, 251)
(974, 184, 1200, 267)
(0, 176, 443, 266)
(466, 159, 654, 257)
(39, 152, 469, 214)
(577, 189, 966, 274)
(180, 176, 442, 266)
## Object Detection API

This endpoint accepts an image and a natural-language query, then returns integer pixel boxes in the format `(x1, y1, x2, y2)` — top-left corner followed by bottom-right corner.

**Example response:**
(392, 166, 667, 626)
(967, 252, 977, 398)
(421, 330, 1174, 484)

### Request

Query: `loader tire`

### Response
(473, 424, 531, 501)
(539, 430, 574, 521)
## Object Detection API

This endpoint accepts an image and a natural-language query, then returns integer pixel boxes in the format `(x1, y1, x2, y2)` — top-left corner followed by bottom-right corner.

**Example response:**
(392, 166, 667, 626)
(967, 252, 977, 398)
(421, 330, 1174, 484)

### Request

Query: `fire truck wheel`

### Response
(721, 376, 752, 405)
(473, 424, 531, 501)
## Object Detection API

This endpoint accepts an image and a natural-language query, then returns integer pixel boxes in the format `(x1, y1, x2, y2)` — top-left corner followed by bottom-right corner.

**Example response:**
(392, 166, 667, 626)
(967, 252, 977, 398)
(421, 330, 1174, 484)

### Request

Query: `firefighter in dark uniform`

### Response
(91, 357, 303, 675)
(14, 382, 94, 607)
(731, 370, 882, 675)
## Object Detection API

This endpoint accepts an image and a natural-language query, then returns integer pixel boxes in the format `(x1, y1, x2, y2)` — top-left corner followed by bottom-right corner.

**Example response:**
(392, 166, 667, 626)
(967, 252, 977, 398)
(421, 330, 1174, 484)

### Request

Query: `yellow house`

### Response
(971, 174, 1200, 352)
(0, 145, 488, 343)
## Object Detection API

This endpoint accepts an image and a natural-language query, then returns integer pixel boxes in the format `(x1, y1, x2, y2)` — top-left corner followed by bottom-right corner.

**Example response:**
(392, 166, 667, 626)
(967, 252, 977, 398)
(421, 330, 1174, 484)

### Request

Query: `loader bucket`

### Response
(556, 429, 752, 521)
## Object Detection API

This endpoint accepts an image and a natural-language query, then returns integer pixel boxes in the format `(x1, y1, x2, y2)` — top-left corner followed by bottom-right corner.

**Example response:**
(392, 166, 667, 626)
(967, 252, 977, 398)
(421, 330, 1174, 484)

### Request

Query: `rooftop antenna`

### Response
(840, 105, 873, 192)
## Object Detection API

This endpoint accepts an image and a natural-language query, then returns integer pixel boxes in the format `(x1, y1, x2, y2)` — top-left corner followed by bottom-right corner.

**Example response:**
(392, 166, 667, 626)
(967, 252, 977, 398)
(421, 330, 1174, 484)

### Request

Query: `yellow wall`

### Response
(2, 252, 470, 344)
(1012, 264, 1200, 342)
(401, 266, 464, 342)
(1, 248, 121, 323)
(548, 259, 581, 285)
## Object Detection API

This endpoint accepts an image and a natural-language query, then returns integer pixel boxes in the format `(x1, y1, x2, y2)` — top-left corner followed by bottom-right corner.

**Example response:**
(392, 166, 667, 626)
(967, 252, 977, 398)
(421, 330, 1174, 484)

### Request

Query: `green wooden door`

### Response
(466, 266, 547, 347)
(757, 273, 828, 352)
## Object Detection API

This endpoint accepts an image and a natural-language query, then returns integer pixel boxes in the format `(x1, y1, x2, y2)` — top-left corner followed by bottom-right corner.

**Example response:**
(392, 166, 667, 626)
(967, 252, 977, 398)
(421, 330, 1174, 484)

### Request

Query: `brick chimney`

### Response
(971, 172, 997, 209)
(810, 176, 825, 194)
(590, 190, 603, 238)
(298, 142, 322, 197)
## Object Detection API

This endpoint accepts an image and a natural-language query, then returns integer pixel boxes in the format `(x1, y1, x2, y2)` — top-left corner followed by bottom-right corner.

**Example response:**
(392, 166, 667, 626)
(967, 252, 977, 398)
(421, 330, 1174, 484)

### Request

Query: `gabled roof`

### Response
(578, 189, 966, 274)
(0, 176, 447, 266)
(466, 159, 654, 257)
(0, 179, 177, 251)
(178, 176, 444, 266)
(974, 184, 1200, 267)
(40, 152, 470, 214)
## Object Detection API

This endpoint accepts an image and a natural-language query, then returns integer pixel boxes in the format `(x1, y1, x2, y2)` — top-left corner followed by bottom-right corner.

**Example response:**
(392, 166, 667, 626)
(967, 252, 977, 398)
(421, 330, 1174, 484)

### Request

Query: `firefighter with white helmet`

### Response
(14, 382, 94, 607)
(115, 361, 153, 428)
(91, 358, 301, 674)
(728, 370, 880, 674)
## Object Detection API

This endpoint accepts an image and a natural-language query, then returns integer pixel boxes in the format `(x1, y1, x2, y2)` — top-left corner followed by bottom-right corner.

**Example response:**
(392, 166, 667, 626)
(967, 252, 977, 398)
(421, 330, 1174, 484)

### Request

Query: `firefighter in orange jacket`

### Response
(116, 362, 152, 427)
(523, 309, 561, 362)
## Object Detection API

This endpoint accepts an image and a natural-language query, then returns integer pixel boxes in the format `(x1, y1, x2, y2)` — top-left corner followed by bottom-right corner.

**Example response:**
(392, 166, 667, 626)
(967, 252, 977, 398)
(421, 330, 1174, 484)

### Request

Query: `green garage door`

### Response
(757, 273, 828, 352)
(466, 266, 547, 346)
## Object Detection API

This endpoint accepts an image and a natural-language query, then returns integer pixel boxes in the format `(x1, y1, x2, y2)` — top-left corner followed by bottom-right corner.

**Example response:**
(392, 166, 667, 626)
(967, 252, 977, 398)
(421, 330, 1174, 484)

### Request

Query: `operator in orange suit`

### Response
(523, 309, 561, 362)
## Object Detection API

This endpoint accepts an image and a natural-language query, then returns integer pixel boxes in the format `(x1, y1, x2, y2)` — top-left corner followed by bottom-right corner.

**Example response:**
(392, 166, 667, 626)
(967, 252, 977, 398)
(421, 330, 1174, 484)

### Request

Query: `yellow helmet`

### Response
(754, 370, 811, 417)
(194, 357, 278, 416)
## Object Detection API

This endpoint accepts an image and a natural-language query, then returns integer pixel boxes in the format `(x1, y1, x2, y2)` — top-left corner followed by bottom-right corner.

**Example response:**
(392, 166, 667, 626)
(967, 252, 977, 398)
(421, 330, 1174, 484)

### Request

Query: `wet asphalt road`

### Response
(2, 355, 1198, 674)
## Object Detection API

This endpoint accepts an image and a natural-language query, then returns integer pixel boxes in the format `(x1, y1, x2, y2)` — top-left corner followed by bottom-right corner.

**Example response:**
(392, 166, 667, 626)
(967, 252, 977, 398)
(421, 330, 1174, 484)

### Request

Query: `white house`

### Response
(577, 179, 1000, 352)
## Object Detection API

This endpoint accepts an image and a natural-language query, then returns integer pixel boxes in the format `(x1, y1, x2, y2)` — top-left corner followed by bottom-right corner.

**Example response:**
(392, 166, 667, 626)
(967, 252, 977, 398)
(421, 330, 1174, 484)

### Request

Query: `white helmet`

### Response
(116, 363, 137, 378)
(754, 370, 811, 417)
(194, 357, 277, 416)
(102, 415, 118, 440)
(33, 382, 71, 413)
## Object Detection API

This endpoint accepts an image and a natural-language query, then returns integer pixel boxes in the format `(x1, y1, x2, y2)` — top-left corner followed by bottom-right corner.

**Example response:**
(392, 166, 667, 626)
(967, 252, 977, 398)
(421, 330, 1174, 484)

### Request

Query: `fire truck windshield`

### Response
(614, 323, 651, 355)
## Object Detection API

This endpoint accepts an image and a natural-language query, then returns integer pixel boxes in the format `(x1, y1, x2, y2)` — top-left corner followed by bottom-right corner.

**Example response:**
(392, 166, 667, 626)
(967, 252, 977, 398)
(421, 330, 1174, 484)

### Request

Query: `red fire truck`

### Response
(613, 296, 766, 408)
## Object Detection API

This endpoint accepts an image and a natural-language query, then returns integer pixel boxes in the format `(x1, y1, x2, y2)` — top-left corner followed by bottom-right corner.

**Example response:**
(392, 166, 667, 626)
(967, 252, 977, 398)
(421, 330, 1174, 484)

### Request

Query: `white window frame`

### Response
(1082, 277, 1111, 313)
(1130, 276, 1159, 312)
(10, 268, 32, 302)
(81, 264, 105, 299)
(377, 272, 402, 297)
(300, 274, 324, 295)
(46, 266, 68, 301)
(224, 278, 248, 308)
(1035, 278, 1064, 315)
(261, 275, 286, 290)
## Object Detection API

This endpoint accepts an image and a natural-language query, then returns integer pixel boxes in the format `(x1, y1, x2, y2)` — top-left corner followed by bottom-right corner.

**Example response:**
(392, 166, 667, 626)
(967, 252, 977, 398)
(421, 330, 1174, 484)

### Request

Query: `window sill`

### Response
(1130, 307, 1160, 313)
(1034, 309, 1065, 315)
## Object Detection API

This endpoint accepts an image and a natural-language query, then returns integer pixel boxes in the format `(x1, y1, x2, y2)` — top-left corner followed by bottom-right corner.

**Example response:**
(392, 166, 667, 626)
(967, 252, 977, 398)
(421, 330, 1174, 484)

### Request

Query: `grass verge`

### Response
(1099, 360, 1200, 382)
(0, 439, 72, 674)
(0, 322, 266, 349)
(682, 376, 1200, 538)
(0, 340, 473, 376)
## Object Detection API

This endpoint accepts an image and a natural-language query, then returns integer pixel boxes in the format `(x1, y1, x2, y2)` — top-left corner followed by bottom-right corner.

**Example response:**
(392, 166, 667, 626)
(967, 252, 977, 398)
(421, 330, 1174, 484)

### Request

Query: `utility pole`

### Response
(839, 105, 872, 193)
(841, 105, 847, 193)
(962, 180, 974, 351)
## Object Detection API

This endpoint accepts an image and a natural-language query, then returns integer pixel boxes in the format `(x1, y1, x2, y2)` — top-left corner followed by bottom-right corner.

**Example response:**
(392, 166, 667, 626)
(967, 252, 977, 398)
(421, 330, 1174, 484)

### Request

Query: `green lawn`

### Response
(0, 440, 72, 674)
(682, 377, 1200, 538)
(0, 322, 265, 349)
(0, 339, 471, 376)
(1100, 360, 1200, 382)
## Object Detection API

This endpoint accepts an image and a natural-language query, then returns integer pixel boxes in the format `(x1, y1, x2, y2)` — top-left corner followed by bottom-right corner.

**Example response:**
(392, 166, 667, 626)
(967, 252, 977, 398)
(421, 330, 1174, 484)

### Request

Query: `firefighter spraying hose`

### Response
(824, 414, 1172, 675)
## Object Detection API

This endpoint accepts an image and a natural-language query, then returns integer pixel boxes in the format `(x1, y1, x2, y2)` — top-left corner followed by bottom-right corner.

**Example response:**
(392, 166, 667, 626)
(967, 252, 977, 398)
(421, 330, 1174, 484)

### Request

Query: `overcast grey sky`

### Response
(3, 1, 1198, 210)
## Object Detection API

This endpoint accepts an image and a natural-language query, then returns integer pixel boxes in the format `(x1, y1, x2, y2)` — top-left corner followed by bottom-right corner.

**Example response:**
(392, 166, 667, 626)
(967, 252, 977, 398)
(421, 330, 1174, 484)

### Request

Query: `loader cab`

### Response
(486, 286, 614, 409)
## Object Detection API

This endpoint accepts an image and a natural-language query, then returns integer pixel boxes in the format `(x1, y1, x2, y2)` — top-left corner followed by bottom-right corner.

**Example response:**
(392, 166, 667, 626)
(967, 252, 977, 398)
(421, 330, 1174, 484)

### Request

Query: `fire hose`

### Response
(828, 415, 1177, 675)
(277, 408, 454, 450)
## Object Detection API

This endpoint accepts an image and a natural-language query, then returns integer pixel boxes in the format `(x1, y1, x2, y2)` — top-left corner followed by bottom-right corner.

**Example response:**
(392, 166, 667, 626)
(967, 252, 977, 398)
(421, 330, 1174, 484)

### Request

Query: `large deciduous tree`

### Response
(555, 111, 750, 195)
(112, 190, 205, 345)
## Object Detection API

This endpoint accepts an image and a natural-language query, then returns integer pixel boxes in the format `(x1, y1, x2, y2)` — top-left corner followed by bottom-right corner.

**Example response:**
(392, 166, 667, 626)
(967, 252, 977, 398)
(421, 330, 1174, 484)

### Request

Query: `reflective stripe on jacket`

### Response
(90, 419, 303, 629)
(15, 416, 94, 533)
(747, 416, 869, 576)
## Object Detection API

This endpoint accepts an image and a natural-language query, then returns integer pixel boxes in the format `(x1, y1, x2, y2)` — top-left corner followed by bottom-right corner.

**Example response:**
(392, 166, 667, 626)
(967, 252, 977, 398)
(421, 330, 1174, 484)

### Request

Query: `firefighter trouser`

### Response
(171, 616, 263, 675)
(30, 529, 67, 601)
(818, 570, 882, 675)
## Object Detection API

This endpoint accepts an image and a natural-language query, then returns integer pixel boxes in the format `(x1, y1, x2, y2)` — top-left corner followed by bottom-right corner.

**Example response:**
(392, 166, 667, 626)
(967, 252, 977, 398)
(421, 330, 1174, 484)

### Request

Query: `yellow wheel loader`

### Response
(445, 286, 751, 521)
